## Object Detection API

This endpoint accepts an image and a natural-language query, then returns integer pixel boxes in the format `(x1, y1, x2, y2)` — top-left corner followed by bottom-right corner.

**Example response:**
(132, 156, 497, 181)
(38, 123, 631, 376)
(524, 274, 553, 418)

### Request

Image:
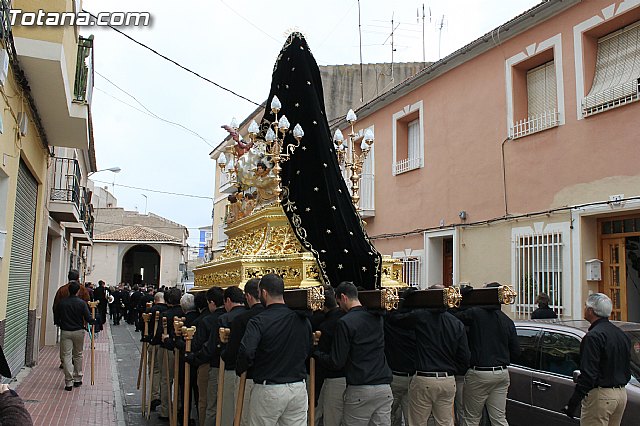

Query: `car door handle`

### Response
(533, 380, 551, 389)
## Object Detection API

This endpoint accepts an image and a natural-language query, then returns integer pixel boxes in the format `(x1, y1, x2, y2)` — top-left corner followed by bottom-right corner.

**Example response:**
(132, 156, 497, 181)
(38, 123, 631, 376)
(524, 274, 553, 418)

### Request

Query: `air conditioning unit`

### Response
(0, 49, 8, 87)
(17, 112, 28, 136)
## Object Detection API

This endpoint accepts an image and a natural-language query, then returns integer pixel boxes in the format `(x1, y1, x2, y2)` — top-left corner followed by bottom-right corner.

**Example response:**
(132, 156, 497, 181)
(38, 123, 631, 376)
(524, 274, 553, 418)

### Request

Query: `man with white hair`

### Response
(563, 293, 631, 425)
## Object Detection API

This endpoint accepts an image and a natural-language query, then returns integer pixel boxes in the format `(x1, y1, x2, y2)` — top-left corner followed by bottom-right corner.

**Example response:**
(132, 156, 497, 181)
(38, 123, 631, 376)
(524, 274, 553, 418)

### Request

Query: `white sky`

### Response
(81, 0, 540, 245)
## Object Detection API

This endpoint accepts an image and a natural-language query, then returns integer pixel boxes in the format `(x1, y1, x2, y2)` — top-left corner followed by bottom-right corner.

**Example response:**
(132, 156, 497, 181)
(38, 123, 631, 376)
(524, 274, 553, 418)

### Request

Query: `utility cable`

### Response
(82, 9, 261, 107)
(91, 179, 214, 200)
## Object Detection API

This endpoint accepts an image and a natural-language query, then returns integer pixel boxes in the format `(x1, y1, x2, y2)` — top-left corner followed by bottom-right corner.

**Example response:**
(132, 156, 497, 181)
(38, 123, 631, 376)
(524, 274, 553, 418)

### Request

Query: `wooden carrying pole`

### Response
(162, 317, 173, 423)
(309, 331, 321, 426)
(182, 326, 196, 426)
(88, 301, 99, 386)
(146, 311, 160, 419)
(215, 328, 230, 426)
(172, 318, 185, 426)
(140, 313, 151, 416)
(233, 372, 247, 426)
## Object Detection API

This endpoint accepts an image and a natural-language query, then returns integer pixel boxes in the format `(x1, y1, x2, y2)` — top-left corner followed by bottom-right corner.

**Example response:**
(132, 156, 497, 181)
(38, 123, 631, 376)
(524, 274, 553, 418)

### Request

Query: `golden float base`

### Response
(193, 204, 405, 290)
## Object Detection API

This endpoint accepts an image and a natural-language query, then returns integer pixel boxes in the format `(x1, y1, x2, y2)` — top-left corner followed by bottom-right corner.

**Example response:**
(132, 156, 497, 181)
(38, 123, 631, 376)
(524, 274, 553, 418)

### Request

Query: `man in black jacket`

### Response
(221, 279, 263, 426)
(314, 281, 393, 426)
(314, 286, 346, 426)
(92, 280, 108, 325)
(455, 283, 520, 426)
(563, 293, 631, 425)
(237, 274, 312, 425)
(531, 293, 558, 319)
(54, 282, 93, 391)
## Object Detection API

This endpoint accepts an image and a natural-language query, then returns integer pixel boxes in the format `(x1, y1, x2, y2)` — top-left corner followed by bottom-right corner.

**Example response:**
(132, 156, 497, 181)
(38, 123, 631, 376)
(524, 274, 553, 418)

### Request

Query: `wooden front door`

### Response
(443, 238, 453, 287)
(602, 238, 627, 321)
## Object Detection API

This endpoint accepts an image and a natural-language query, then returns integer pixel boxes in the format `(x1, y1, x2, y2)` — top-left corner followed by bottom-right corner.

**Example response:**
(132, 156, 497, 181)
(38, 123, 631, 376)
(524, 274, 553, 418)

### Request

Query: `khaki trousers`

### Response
(220, 369, 238, 426)
(160, 348, 175, 418)
(391, 374, 411, 426)
(462, 369, 509, 426)
(315, 377, 346, 426)
(197, 364, 209, 426)
(148, 345, 161, 401)
(249, 381, 308, 426)
(581, 387, 627, 426)
(239, 378, 254, 426)
(342, 384, 393, 426)
(60, 329, 85, 386)
(409, 375, 456, 426)
(204, 367, 219, 426)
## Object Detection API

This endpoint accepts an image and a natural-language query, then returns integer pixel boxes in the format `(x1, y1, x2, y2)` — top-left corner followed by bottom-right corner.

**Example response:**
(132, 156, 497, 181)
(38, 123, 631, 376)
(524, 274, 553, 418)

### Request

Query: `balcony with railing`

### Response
(74, 36, 94, 104)
(509, 109, 559, 139)
(49, 157, 94, 241)
(393, 156, 422, 175)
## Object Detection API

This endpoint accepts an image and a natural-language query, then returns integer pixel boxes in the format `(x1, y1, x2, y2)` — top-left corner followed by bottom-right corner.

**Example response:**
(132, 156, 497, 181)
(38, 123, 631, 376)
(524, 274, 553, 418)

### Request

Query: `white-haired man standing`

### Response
(563, 293, 631, 425)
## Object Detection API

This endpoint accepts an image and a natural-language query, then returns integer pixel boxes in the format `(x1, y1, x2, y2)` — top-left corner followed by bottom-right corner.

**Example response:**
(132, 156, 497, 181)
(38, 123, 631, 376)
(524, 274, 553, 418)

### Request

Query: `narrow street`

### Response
(110, 322, 156, 426)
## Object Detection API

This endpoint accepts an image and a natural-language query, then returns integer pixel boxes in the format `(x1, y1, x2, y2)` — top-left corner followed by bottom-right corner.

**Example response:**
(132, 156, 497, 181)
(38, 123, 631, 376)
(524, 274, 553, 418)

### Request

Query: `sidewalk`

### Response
(16, 324, 125, 426)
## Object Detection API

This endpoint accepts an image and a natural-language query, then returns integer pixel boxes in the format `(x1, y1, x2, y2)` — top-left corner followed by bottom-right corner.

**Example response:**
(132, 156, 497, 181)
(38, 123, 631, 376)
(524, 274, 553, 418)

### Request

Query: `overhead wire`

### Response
(82, 9, 261, 107)
(91, 179, 214, 200)
(94, 72, 215, 148)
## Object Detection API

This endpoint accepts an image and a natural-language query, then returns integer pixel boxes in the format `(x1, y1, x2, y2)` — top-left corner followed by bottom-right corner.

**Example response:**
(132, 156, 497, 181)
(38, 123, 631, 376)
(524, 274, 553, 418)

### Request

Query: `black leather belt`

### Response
(392, 371, 413, 377)
(256, 379, 304, 386)
(472, 366, 508, 371)
(416, 371, 450, 378)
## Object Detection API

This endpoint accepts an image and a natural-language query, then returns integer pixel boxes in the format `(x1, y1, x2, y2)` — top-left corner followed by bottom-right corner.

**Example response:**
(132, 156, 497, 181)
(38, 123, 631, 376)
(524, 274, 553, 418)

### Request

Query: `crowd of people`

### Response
(41, 270, 632, 426)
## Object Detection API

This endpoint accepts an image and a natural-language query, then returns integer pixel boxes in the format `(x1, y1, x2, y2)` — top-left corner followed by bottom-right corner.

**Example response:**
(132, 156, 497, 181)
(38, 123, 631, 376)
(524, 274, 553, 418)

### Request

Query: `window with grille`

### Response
(399, 256, 422, 287)
(583, 20, 640, 116)
(392, 101, 423, 175)
(509, 60, 559, 139)
(514, 230, 564, 318)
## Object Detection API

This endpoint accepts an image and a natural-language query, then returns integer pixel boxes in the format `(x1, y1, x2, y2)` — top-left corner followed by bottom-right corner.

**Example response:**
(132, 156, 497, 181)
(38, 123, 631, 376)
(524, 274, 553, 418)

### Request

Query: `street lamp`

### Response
(88, 166, 121, 175)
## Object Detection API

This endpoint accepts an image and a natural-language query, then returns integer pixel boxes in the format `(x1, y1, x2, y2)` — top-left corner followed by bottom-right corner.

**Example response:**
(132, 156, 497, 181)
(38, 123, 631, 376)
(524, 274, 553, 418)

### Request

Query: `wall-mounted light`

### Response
(459, 210, 467, 221)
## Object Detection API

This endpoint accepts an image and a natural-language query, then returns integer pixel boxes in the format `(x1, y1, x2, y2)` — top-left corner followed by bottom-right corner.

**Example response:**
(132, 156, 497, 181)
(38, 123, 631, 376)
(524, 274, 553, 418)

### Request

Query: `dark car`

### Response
(506, 319, 640, 425)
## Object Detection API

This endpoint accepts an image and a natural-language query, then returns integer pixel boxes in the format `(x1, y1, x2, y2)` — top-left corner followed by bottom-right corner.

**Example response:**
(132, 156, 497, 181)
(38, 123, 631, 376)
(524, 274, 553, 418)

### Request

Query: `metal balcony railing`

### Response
(50, 157, 81, 208)
(79, 187, 94, 239)
(74, 36, 94, 103)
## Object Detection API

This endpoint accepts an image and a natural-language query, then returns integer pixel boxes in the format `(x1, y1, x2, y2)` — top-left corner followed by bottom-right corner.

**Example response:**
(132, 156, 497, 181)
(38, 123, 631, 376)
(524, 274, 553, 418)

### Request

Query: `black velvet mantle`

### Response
(259, 32, 382, 289)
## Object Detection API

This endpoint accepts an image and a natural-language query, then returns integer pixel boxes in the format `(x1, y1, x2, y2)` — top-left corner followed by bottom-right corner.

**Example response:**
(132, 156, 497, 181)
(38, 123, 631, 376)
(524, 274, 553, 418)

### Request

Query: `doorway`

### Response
(600, 215, 640, 322)
(443, 238, 453, 287)
(121, 245, 160, 286)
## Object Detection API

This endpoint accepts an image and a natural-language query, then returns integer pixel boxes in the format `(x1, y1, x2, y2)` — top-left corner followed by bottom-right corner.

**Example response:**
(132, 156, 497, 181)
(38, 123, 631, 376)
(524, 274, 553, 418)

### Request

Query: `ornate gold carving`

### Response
(498, 285, 518, 305)
(307, 286, 325, 311)
(443, 287, 462, 309)
(381, 287, 400, 311)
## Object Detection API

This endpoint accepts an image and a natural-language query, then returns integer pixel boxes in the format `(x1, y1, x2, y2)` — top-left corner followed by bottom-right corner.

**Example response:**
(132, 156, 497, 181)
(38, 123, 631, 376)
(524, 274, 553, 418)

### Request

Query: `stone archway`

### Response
(121, 244, 160, 286)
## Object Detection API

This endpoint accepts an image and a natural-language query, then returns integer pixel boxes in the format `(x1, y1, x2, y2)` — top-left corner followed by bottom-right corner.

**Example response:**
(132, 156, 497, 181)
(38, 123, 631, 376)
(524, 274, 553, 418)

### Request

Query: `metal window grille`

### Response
(399, 256, 422, 287)
(514, 231, 563, 318)
(583, 21, 640, 116)
(394, 119, 422, 174)
(509, 109, 560, 139)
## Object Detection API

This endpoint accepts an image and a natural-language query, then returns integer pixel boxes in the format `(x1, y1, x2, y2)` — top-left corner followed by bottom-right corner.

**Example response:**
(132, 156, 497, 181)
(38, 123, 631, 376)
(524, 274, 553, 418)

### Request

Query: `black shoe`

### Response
(64, 386, 73, 391)
(59, 363, 63, 369)
(73, 381, 82, 387)
(150, 399, 161, 411)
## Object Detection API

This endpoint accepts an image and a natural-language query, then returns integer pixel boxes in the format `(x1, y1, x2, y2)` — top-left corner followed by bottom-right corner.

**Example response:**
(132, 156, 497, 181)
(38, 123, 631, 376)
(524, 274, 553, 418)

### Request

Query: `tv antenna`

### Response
(418, 4, 431, 66)
(382, 12, 401, 81)
(437, 14, 447, 60)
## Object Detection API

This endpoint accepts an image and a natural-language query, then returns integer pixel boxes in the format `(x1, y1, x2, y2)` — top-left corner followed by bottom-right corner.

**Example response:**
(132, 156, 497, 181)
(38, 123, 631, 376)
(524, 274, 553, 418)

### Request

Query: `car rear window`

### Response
(626, 330, 640, 384)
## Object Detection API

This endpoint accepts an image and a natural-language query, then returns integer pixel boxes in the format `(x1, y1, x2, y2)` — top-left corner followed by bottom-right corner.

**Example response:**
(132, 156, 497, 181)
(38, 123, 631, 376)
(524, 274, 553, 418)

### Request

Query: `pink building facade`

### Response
(342, 0, 640, 320)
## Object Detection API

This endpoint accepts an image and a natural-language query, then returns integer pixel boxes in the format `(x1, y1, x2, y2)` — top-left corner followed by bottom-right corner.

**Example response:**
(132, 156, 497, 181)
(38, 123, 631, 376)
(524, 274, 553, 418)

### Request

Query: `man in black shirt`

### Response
(455, 283, 519, 426)
(391, 304, 470, 425)
(217, 286, 247, 426)
(314, 281, 393, 426)
(146, 291, 168, 412)
(222, 279, 263, 426)
(531, 292, 558, 319)
(384, 288, 417, 426)
(238, 274, 312, 425)
(187, 287, 225, 426)
(314, 286, 346, 426)
(54, 282, 93, 391)
(563, 293, 631, 425)
(92, 280, 108, 325)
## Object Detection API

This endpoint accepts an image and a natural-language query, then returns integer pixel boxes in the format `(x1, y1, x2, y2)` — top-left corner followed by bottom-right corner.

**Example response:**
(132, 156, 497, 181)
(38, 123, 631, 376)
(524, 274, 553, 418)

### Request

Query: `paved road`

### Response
(110, 321, 159, 425)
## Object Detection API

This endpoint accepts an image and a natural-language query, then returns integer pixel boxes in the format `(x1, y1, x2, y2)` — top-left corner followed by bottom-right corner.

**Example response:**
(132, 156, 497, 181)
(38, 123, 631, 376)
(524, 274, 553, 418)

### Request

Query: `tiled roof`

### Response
(94, 225, 181, 243)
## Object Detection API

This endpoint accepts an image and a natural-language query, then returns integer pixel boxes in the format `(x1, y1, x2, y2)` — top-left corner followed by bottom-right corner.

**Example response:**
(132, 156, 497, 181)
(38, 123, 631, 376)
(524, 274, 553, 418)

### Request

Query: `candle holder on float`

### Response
(333, 109, 374, 210)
